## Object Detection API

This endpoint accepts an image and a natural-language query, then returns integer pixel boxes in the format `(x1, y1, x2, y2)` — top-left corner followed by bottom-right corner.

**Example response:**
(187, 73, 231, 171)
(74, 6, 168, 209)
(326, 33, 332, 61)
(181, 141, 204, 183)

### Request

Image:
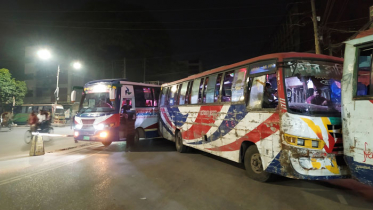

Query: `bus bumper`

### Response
(266, 149, 350, 180)
(74, 127, 119, 142)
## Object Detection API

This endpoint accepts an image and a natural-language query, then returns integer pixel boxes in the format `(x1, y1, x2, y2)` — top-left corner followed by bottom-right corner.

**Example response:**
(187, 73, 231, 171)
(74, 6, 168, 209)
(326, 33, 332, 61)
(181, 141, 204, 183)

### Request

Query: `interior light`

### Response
(307, 78, 314, 89)
(92, 85, 108, 92)
(171, 85, 177, 92)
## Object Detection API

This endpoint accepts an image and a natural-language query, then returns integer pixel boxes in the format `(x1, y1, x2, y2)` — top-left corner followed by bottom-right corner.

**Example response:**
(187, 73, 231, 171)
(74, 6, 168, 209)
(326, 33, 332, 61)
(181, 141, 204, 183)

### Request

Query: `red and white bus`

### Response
(71, 79, 160, 146)
(159, 52, 349, 181)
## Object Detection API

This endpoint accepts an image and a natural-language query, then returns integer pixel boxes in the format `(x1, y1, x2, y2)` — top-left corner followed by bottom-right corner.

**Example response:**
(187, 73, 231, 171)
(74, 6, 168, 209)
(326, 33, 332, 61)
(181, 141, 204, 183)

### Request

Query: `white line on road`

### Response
(337, 194, 348, 205)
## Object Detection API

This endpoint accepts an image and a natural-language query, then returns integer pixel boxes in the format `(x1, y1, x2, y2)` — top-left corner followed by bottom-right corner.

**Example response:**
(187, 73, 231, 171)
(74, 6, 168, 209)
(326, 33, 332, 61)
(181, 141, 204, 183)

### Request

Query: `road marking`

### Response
(337, 194, 348, 205)
(0, 148, 103, 186)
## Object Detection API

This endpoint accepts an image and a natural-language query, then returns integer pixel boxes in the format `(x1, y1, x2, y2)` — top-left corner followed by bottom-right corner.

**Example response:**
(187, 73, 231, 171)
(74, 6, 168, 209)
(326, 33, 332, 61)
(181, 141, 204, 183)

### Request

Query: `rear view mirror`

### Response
(71, 90, 76, 103)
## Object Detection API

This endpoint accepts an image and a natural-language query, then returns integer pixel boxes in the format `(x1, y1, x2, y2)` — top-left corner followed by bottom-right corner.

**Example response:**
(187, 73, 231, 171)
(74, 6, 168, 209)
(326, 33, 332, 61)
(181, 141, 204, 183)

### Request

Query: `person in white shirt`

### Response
(37, 110, 46, 122)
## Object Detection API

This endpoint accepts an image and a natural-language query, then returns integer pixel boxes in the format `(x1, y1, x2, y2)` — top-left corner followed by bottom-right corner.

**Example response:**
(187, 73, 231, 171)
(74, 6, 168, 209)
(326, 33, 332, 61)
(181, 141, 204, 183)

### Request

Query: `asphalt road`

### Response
(0, 129, 372, 210)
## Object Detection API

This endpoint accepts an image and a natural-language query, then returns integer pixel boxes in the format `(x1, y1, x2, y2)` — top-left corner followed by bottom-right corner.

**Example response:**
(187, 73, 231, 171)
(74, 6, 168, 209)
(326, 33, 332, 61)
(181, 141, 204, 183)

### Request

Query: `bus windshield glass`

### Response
(284, 59, 343, 116)
(80, 92, 115, 113)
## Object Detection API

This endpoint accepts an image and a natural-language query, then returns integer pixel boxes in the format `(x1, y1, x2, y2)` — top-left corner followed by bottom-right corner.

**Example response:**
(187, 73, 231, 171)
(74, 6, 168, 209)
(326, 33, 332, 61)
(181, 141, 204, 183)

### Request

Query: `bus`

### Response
(341, 30, 373, 186)
(13, 104, 64, 125)
(159, 52, 348, 182)
(71, 79, 160, 146)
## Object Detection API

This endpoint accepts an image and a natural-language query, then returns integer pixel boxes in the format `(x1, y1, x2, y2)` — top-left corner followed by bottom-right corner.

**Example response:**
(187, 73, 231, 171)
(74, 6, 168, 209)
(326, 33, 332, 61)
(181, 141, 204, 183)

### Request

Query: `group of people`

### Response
(28, 110, 51, 132)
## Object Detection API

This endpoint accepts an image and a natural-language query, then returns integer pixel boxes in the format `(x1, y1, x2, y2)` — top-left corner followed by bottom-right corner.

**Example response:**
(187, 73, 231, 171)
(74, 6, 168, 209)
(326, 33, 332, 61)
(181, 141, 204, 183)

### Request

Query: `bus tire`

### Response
(102, 140, 112, 146)
(175, 131, 188, 153)
(244, 145, 273, 182)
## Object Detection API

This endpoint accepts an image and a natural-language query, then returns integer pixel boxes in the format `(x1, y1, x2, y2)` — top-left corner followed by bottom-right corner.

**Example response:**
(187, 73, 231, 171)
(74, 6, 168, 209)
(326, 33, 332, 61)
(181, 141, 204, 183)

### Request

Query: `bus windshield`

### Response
(284, 59, 343, 116)
(80, 92, 115, 113)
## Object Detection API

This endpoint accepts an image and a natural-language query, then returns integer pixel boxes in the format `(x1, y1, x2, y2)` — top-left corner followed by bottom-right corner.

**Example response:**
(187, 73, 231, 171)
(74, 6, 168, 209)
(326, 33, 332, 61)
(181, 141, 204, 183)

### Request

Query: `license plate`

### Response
(83, 136, 90, 140)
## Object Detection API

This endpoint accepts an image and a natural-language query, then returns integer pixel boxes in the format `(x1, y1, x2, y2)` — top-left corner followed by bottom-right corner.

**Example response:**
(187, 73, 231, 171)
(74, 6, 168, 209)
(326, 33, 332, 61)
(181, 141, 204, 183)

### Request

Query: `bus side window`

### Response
(356, 47, 373, 96)
(263, 73, 278, 108)
(202, 77, 209, 103)
(214, 73, 223, 102)
(191, 78, 201, 104)
(232, 68, 247, 102)
(152, 88, 160, 107)
(185, 81, 194, 104)
(160, 87, 169, 106)
(169, 85, 178, 106)
(222, 70, 235, 102)
(245, 77, 253, 105)
(206, 74, 218, 103)
(179, 81, 189, 105)
(198, 78, 205, 104)
(248, 75, 266, 109)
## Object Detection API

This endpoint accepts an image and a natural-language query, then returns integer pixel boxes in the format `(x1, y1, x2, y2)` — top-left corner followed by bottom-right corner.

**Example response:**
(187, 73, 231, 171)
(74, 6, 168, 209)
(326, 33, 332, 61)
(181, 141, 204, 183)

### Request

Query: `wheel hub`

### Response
(251, 153, 263, 174)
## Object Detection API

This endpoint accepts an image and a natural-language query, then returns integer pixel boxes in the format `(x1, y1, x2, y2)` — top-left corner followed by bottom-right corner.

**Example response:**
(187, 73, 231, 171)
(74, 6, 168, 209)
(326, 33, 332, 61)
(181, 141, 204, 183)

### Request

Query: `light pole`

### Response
(37, 49, 82, 105)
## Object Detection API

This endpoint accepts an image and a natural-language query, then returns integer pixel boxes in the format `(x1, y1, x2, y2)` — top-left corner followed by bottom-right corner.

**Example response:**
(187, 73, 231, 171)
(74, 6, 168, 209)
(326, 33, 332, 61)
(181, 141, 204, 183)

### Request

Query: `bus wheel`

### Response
(102, 140, 112, 146)
(175, 131, 188, 153)
(244, 145, 273, 182)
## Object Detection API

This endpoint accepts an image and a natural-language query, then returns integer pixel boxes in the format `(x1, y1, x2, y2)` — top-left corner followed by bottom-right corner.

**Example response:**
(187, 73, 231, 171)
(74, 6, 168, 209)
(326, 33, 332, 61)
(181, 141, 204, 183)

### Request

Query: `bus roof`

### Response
(162, 52, 343, 87)
(84, 78, 161, 87)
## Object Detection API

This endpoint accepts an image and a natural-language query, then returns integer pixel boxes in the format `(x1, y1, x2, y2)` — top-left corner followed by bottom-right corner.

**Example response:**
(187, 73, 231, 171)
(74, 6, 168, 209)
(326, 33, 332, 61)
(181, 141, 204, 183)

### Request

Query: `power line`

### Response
(0, 21, 286, 31)
(0, 4, 290, 13)
(0, 14, 292, 24)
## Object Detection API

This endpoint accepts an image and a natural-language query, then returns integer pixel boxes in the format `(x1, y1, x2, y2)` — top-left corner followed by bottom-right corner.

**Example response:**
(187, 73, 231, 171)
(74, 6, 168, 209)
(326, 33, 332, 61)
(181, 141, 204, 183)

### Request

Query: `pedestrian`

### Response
(28, 111, 38, 132)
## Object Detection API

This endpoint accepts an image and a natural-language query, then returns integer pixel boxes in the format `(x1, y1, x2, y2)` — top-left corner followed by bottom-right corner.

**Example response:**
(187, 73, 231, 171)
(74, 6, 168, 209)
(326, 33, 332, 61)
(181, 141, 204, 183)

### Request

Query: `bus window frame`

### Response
(353, 42, 373, 100)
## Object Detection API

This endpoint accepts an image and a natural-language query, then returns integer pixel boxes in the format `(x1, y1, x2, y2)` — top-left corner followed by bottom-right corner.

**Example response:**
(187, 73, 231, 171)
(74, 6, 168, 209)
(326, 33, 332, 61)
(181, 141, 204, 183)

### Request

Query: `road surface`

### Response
(0, 127, 372, 210)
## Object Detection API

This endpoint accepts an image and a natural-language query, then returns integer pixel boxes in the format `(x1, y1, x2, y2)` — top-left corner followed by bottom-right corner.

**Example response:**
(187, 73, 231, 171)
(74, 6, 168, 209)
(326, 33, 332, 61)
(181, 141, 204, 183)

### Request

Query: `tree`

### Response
(0, 68, 27, 110)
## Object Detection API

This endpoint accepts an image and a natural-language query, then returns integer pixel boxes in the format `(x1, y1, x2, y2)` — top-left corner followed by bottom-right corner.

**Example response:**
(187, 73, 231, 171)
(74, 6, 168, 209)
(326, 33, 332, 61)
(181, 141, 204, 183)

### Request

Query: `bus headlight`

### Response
(75, 124, 83, 129)
(284, 134, 324, 150)
(99, 132, 108, 138)
(74, 131, 79, 137)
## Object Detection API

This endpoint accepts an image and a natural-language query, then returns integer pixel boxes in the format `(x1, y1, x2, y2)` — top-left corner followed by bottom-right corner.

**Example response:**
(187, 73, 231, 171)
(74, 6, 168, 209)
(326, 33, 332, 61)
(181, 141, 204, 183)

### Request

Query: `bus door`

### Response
(120, 85, 136, 139)
(246, 73, 278, 166)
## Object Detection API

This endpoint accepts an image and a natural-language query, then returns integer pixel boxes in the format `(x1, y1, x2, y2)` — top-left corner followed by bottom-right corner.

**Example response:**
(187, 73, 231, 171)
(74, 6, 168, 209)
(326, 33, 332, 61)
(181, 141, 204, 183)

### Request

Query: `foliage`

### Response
(0, 68, 27, 108)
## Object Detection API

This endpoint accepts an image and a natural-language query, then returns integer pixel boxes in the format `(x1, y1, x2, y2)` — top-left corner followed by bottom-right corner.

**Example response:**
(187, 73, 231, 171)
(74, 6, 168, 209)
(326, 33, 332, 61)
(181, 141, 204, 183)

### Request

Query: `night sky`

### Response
(0, 0, 291, 81)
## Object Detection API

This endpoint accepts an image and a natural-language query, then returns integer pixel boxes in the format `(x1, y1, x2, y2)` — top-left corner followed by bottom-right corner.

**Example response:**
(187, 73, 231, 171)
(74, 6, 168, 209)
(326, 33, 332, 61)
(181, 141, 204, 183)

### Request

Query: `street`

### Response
(0, 127, 372, 210)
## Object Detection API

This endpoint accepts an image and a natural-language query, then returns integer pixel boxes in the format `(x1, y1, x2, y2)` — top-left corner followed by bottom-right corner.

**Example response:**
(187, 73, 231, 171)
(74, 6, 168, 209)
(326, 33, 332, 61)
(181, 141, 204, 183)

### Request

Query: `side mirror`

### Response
(109, 88, 116, 101)
(71, 90, 76, 103)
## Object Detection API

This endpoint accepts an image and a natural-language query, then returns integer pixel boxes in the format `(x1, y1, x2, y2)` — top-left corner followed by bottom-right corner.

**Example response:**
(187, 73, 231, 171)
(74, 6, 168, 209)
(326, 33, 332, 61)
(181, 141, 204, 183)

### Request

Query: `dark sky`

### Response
(0, 0, 292, 79)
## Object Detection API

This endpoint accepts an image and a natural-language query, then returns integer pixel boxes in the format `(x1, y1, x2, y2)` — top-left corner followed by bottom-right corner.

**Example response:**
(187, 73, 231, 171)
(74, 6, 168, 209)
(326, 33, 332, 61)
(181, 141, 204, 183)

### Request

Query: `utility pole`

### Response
(143, 58, 146, 83)
(311, 0, 321, 54)
(123, 57, 126, 79)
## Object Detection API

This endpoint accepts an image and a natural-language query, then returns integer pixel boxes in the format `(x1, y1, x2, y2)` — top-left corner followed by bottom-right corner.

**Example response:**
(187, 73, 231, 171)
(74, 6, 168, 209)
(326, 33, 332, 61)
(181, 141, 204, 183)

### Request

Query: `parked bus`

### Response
(341, 30, 373, 186)
(159, 52, 348, 182)
(71, 79, 160, 146)
(13, 104, 64, 125)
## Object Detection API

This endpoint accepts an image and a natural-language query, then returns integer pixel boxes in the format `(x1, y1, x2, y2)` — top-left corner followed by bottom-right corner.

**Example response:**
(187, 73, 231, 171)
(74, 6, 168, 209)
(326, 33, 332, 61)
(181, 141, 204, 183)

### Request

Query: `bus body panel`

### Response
(342, 35, 373, 186)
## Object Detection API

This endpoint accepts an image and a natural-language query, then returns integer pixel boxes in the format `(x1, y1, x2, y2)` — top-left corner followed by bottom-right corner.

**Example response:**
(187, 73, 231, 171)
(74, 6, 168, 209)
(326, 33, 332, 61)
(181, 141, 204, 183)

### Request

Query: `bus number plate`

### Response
(83, 136, 90, 140)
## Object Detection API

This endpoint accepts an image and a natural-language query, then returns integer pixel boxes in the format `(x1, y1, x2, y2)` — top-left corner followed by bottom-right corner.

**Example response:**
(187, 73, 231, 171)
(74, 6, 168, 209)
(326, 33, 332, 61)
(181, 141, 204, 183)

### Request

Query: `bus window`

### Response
(169, 85, 178, 106)
(248, 75, 265, 109)
(179, 81, 189, 105)
(232, 68, 247, 102)
(202, 77, 209, 103)
(222, 70, 235, 102)
(206, 74, 218, 103)
(214, 73, 223, 102)
(198, 78, 205, 103)
(186, 81, 194, 104)
(191, 78, 201, 104)
(152, 88, 160, 107)
(134, 86, 153, 107)
(356, 47, 373, 96)
(263, 73, 278, 108)
(160, 87, 169, 106)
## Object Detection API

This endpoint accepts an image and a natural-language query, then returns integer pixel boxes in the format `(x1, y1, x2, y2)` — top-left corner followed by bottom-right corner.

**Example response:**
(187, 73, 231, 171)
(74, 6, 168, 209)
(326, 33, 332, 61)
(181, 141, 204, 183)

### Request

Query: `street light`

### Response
(73, 61, 82, 70)
(36, 49, 82, 105)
